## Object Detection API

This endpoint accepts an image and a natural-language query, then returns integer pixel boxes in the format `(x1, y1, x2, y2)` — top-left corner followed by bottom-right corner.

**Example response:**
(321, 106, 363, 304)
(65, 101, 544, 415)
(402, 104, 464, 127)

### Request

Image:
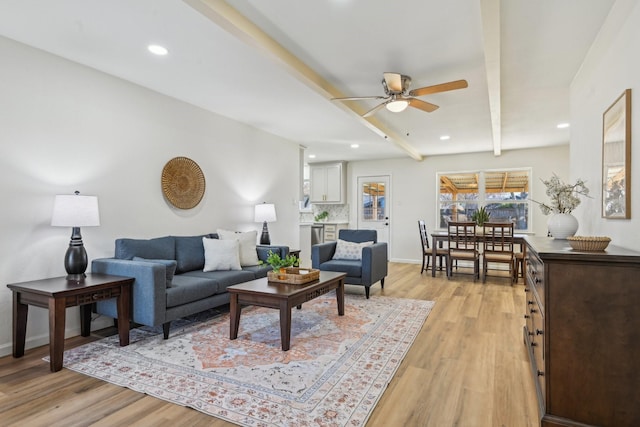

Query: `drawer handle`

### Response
(527, 300, 534, 305)
(530, 308, 538, 314)
(536, 329, 544, 335)
(92, 294, 100, 300)
(535, 278, 542, 283)
(537, 370, 544, 377)
(524, 288, 530, 293)
(531, 342, 538, 347)
(524, 314, 530, 319)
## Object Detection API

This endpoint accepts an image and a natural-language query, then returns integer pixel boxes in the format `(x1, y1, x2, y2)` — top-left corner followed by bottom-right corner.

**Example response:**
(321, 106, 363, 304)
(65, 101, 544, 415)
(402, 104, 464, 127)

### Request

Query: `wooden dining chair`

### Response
(482, 222, 516, 284)
(447, 221, 480, 281)
(418, 220, 447, 274)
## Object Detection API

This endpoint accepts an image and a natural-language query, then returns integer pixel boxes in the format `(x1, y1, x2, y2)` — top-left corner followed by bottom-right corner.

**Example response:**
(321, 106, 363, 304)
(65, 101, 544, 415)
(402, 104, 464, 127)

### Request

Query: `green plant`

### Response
(471, 206, 491, 226)
(260, 250, 299, 272)
(314, 211, 329, 221)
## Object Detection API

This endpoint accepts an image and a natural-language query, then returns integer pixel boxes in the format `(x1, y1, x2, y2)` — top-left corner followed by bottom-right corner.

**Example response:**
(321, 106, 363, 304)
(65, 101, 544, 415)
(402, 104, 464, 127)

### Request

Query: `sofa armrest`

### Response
(361, 242, 388, 285)
(311, 242, 338, 268)
(91, 258, 167, 327)
(256, 245, 289, 261)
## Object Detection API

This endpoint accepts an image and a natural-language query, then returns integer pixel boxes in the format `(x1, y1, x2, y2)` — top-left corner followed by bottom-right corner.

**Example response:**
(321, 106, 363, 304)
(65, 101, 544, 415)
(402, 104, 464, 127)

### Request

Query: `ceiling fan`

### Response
(332, 72, 468, 117)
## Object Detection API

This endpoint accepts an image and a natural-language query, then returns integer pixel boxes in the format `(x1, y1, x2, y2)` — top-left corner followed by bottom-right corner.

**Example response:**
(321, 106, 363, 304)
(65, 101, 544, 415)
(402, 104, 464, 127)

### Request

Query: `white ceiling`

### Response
(0, 0, 616, 163)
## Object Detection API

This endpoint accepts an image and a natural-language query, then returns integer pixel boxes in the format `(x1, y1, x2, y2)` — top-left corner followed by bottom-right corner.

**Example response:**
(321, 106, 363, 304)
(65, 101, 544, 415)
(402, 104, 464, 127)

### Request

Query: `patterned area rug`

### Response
(61, 293, 434, 426)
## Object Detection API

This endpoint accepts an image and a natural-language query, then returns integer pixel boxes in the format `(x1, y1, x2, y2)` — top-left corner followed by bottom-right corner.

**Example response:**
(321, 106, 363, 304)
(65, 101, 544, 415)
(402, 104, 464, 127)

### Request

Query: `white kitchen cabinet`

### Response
(310, 162, 345, 204)
(322, 223, 348, 242)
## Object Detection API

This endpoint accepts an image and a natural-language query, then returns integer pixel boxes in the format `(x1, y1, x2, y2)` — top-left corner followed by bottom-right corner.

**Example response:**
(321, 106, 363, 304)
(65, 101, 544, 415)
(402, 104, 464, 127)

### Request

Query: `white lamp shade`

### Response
(51, 194, 100, 227)
(254, 203, 277, 223)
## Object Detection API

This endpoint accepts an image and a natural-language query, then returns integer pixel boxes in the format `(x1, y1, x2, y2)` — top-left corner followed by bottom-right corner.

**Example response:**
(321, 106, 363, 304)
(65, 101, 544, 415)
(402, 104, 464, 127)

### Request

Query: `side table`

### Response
(7, 273, 134, 372)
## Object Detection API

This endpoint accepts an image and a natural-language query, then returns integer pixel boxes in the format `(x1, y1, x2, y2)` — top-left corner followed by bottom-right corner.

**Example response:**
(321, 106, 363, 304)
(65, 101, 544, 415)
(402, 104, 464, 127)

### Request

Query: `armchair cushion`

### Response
(333, 239, 373, 260)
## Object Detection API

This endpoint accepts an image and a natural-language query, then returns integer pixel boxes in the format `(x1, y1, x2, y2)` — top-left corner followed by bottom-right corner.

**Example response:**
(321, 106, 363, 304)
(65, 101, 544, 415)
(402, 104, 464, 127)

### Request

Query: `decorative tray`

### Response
(566, 236, 611, 252)
(267, 268, 320, 284)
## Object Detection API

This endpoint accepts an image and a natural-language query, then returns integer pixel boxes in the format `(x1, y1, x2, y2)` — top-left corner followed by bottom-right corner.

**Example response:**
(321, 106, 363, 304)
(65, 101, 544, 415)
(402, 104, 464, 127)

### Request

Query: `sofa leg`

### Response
(365, 287, 370, 299)
(380, 278, 385, 289)
(162, 322, 171, 339)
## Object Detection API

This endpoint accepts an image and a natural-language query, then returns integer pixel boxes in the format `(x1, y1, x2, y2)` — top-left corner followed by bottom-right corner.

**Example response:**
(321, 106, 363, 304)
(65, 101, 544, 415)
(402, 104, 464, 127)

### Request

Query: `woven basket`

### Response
(567, 236, 611, 252)
(161, 157, 206, 209)
(267, 268, 320, 284)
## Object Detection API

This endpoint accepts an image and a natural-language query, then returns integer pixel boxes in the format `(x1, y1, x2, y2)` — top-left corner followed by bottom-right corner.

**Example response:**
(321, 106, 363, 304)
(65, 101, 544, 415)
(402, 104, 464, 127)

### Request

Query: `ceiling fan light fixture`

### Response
(385, 99, 409, 113)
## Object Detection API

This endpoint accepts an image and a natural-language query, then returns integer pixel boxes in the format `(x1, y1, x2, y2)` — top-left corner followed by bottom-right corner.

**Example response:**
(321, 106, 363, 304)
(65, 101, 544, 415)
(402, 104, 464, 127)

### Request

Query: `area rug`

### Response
(60, 293, 434, 426)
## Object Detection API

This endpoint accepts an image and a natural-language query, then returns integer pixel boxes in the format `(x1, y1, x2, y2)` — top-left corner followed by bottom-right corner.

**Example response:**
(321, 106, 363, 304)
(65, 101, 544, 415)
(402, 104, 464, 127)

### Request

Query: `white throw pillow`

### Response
(217, 229, 260, 266)
(332, 239, 374, 261)
(202, 237, 242, 271)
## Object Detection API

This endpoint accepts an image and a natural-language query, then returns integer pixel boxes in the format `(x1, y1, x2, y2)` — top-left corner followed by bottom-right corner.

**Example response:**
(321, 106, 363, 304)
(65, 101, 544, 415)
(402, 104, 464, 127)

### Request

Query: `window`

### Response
(437, 169, 531, 231)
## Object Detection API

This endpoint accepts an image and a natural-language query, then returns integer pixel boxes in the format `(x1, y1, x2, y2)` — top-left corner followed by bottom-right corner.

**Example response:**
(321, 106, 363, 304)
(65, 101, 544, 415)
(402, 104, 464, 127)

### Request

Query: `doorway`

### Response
(357, 175, 391, 251)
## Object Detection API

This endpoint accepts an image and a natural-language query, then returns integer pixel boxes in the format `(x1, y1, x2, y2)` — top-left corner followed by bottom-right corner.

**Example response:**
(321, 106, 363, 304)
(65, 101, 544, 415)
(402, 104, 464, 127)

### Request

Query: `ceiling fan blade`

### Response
(409, 79, 468, 97)
(383, 72, 403, 92)
(408, 98, 439, 113)
(331, 95, 386, 101)
(362, 101, 389, 118)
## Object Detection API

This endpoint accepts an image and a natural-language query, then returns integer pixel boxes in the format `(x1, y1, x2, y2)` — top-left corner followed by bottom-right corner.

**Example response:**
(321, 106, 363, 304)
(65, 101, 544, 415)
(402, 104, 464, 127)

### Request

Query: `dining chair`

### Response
(447, 221, 480, 281)
(418, 220, 447, 274)
(482, 222, 516, 284)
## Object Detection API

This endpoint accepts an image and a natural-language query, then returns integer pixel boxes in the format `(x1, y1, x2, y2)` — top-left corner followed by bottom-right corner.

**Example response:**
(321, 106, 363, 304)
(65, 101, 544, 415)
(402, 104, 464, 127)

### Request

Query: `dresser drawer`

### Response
(526, 250, 545, 311)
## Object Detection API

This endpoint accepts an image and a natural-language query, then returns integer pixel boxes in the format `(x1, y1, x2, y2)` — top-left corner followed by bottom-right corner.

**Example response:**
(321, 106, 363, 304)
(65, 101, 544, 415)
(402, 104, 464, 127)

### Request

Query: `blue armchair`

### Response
(311, 229, 388, 299)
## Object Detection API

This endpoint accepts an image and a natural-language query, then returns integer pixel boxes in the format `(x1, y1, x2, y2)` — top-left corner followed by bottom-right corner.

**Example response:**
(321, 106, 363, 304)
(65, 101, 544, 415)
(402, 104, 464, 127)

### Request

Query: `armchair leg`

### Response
(163, 322, 171, 339)
(380, 278, 385, 289)
(365, 286, 370, 299)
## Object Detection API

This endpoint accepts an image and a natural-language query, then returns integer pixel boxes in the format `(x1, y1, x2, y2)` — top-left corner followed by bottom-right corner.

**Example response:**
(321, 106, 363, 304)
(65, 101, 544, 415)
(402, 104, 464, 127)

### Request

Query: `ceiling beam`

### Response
(480, 0, 502, 156)
(184, 0, 423, 161)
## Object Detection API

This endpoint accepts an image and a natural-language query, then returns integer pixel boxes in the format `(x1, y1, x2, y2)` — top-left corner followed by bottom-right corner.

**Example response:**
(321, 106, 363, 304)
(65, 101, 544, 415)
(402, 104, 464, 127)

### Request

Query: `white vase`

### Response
(547, 213, 578, 239)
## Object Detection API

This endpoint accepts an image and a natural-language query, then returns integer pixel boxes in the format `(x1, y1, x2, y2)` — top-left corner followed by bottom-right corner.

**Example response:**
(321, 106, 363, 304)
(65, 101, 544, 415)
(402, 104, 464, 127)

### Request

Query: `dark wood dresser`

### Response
(523, 236, 640, 427)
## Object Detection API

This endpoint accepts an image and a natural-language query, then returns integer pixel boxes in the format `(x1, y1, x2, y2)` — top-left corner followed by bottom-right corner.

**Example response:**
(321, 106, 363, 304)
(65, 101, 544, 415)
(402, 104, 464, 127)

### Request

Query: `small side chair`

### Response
(418, 220, 447, 274)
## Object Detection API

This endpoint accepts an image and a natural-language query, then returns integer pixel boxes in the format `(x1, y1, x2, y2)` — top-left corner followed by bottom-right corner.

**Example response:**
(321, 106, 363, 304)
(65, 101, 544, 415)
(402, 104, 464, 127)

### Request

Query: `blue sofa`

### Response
(91, 233, 288, 338)
(311, 229, 388, 299)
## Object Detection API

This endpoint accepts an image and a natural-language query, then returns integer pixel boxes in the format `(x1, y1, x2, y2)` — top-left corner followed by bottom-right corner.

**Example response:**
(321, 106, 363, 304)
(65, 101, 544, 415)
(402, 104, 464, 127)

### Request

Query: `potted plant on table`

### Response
(261, 250, 299, 279)
(472, 206, 491, 232)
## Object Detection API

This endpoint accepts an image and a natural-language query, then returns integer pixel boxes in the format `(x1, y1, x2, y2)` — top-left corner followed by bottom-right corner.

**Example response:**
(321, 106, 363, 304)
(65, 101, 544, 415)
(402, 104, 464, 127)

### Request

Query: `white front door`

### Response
(357, 175, 391, 250)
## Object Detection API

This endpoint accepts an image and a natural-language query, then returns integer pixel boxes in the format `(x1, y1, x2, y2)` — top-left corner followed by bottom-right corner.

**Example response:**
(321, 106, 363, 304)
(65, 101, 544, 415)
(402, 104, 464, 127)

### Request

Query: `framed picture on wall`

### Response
(602, 89, 631, 219)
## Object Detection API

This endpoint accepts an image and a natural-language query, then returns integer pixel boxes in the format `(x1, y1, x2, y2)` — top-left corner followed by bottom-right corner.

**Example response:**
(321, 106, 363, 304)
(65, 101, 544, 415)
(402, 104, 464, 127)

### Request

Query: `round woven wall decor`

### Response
(161, 157, 206, 209)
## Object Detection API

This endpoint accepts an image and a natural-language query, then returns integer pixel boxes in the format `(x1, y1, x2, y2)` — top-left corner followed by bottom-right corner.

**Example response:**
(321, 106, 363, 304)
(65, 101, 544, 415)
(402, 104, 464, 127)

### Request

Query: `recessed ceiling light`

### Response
(557, 123, 570, 129)
(308, 154, 316, 159)
(440, 135, 451, 141)
(147, 44, 168, 56)
(351, 144, 359, 148)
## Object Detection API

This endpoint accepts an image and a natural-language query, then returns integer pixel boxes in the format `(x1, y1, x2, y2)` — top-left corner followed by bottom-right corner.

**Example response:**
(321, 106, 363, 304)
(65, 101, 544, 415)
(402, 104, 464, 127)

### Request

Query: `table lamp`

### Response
(51, 191, 100, 280)
(254, 203, 277, 245)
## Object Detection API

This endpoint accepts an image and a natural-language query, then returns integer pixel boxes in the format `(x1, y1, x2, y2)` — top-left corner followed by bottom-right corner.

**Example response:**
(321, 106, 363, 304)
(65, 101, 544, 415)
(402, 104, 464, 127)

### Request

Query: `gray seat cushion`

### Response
(317, 259, 362, 278)
(180, 270, 256, 291)
(166, 275, 220, 308)
(242, 265, 271, 278)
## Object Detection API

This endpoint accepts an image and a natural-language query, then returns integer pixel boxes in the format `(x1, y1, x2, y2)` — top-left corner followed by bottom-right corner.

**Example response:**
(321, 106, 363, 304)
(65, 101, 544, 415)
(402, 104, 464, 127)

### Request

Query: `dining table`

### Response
(430, 231, 528, 278)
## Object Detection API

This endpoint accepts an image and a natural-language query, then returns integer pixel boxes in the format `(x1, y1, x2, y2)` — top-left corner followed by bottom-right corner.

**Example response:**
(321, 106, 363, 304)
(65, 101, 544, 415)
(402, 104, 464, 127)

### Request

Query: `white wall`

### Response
(347, 145, 570, 263)
(570, 0, 640, 251)
(0, 37, 301, 356)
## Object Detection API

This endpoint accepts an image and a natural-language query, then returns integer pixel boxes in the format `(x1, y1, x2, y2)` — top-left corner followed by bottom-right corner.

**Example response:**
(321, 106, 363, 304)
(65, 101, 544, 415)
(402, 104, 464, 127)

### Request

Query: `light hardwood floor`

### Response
(0, 262, 539, 426)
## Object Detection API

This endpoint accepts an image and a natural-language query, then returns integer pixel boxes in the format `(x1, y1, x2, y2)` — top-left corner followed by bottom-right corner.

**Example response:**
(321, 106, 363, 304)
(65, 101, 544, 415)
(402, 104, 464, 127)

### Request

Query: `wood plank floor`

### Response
(0, 262, 539, 426)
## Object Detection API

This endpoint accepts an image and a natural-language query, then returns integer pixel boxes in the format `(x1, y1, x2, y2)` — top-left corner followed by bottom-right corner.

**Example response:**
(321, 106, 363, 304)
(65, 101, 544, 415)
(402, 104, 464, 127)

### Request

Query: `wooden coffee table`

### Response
(228, 271, 346, 351)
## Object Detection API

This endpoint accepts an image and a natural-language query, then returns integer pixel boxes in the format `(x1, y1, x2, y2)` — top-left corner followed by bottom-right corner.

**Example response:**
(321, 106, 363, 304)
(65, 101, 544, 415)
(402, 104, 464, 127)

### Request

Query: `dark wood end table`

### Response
(228, 271, 346, 351)
(7, 273, 134, 372)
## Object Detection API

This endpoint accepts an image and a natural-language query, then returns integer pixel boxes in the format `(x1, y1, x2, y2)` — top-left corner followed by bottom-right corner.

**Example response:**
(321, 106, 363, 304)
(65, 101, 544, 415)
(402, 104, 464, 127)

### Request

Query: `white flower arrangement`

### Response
(534, 174, 589, 215)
